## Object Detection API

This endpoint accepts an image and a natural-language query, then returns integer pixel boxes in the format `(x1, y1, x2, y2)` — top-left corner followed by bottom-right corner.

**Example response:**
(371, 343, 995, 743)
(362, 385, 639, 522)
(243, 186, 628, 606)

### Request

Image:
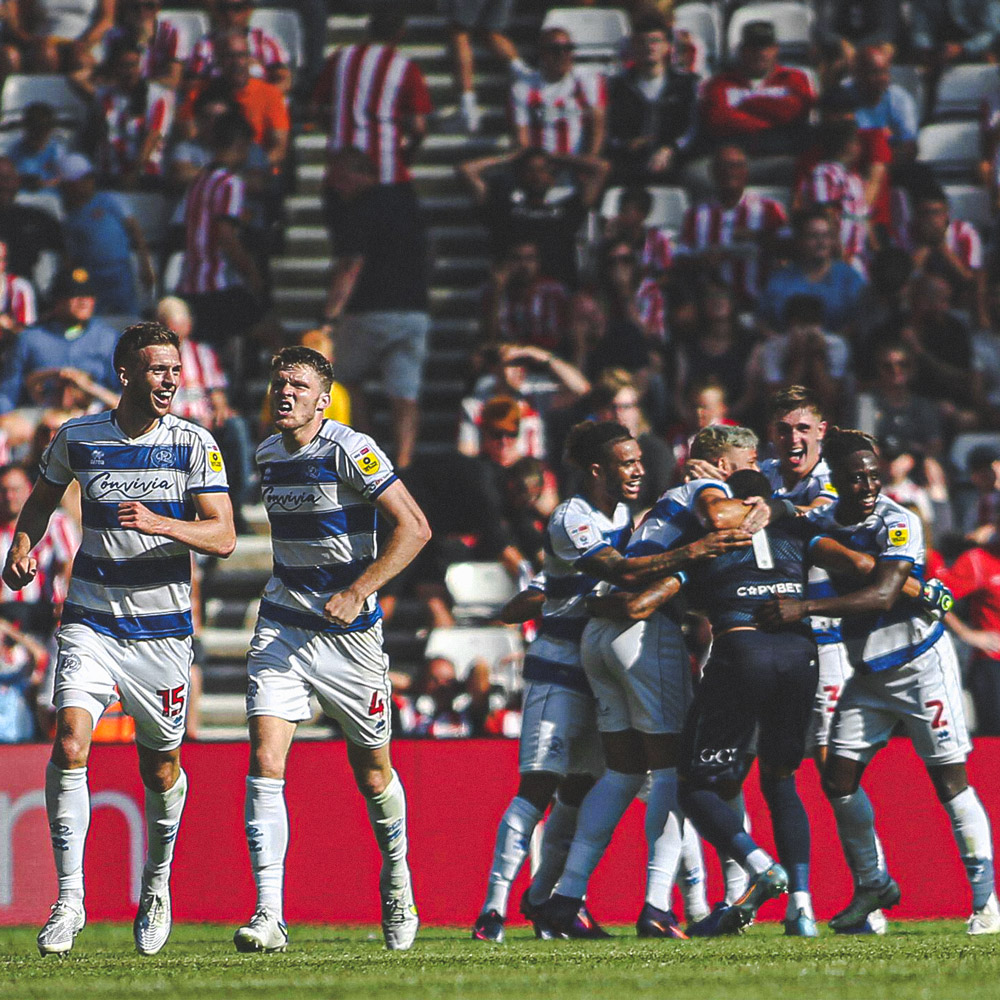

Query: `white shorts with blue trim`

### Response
(246, 617, 391, 748)
(830, 633, 971, 766)
(806, 641, 854, 751)
(54, 623, 193, 751)
(518, 681, 603, 777)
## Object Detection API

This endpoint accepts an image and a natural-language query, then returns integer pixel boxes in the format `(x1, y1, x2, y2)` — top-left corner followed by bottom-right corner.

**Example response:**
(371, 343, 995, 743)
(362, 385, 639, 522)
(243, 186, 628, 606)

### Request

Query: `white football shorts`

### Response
(518, 680, 604, 778)
(246, 618, 391, 748)
(581, 613, 692, 735)
(806, 641, 854, 752)
(54, 623, 193, 751)
(830, 632, 971, 766)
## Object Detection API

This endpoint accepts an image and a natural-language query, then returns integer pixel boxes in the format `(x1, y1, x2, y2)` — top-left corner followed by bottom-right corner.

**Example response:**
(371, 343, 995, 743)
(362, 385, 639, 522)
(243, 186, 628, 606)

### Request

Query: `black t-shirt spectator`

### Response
(481, 178, 587, 287)
(336, 183, 428, 312)
(0, 203, 64, 278)
(871, 394, 942, 455)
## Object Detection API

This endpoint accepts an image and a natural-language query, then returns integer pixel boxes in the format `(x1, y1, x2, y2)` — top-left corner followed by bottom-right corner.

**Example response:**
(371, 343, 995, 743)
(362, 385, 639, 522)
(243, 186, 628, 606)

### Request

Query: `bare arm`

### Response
(586, 103, 606, 158)
(265, 128, 290, 169)
(1, 478, 69, 589)
(455, 150, 521, 205)
(586, 574, 683, 621)
(810, 536, 923, 599)
(946, 611, 1000, 654)
(695, 485, 777, 534)
(117, 490, 236, 558)
(214, 217, 263, 299)
(78, 0, 115, 48)
(322, 254, 364, 324)
(500, 587, 545, 624)
(124, 216, 155, 290)
(499, 344, 590, 398)
(323, 479, 431, 626)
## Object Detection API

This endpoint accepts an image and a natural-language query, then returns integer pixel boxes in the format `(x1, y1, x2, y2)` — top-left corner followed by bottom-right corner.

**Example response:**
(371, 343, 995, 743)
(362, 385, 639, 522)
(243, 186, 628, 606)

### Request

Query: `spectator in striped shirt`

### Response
(601, 186, 675, 278)
(510, 27, 606, 158)
(101, 0, 185, 90)
(0, 240, 37, 335)
(311, 5, 432, 189)
(186, 0, 291, 94)
(676, 145, 788, 308)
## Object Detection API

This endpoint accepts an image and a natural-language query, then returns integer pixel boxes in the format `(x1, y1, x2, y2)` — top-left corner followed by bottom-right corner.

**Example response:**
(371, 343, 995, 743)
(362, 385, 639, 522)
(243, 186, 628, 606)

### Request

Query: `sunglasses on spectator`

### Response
(542, 42, 575, 53)
(485, 429, 518, 440)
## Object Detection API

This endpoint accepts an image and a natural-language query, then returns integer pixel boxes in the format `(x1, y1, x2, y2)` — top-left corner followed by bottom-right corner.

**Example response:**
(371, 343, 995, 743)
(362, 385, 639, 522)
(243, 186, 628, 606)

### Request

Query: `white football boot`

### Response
(234, 907, 289, 953)
(37, 900, 86, 956)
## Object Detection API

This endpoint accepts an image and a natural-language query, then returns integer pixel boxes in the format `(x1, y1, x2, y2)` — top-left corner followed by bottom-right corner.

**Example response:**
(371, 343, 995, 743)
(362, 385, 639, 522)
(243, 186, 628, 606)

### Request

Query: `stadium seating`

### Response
(672, 2, 724, 70)
(423, 626, 524, 691)
(541, 7, 631, 61)
(250, 8, 305, 72)
(600, 185, 690, 232)
(0, 75, 88, 131)
(933, 65, 1000, 121)
(444, 562, 518, 623)
(161, 8, 210, 53)
(162, 251, 186, 295)
(115, 192, 171, 250)
(944, 184, 993, 232)
(746, 184, 793, 211)
(725, 1, 814, 60)
(890, 65, 927, 123)
(950, 433, 1000, 482)
(917, 122, 981, 178)
(14, 189, 63, 220)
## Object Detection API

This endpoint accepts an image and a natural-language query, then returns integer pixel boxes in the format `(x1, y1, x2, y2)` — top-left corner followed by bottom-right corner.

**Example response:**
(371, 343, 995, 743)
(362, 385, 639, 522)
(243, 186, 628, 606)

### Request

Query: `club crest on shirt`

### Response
(352, 447, 381, 476)
(888, 523, 909, 547)
(208, 449, 223, 473)
(151, 447, 174, 468)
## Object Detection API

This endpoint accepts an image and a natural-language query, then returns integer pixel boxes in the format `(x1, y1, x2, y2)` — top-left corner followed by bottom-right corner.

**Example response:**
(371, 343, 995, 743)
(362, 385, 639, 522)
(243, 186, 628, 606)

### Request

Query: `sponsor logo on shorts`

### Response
(699, 747, 739, 765)
(547, 735, 565, 760)
(91, 449, 105, 466)
(246, 679, 258, 702)
(207, 449, 224, 473)
(736, 582, 803, 597)
(352, 447, 381, 477)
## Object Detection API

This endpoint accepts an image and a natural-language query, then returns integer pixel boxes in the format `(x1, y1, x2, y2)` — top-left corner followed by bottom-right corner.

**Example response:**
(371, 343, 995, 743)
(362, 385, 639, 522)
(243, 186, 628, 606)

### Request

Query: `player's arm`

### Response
(695, 484, 786, 534)
(586, 574, 684, 621)
(321, 254, 364, 326)
(117, 491, 236, 558)
(809, 536, 934, 602)
(945, 610, 1000, 654)
(1, 478, 68, 589)
(500, 586, 545, 624)
(323, 479, 431, 627)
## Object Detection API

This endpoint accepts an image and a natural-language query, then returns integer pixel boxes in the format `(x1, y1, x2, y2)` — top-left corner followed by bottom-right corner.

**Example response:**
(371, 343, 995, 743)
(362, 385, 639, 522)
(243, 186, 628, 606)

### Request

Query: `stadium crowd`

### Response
(0, 0, 998, 757)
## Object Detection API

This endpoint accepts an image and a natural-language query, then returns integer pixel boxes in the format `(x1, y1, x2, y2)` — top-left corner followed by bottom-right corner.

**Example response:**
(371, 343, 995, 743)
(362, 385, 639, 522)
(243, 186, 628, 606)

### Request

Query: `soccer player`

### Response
(472, 421, 750, 942)
(759, 428, 1000, 935)
(235, 347, 431, 953)
(541, 425, 768, 938)
(2, 322, 236, 956)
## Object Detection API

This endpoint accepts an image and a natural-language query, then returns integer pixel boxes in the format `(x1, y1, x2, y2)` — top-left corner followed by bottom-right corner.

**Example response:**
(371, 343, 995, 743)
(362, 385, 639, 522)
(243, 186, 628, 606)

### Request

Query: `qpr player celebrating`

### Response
(760, 428, 999, 936)
(2, 323, 236, 957)
(235, 347, 431, 954)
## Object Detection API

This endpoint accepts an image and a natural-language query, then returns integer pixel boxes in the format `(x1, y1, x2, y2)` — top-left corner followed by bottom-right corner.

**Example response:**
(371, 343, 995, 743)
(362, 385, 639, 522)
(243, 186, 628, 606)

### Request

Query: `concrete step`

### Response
(271, 254, 488, 287)
(272, 284, 481, 318)
(325, 14, 539, 47)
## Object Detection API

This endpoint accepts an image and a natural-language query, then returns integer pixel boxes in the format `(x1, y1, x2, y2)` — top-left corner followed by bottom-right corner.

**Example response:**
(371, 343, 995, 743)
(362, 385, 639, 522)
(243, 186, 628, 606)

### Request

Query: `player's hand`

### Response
(918, 578, 954, 621)
(690, 529, 752, 560)
(757, 596, 807, 628)
(117, 502, 166, 536)
(324, 588, 364, 627)
(739, 497, 771, 534)
(2, 553, 37, 590)
(683, 458, 725, 483)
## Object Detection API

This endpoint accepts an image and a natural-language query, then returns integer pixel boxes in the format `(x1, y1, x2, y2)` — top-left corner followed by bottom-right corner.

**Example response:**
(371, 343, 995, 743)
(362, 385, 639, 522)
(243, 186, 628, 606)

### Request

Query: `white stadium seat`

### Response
(162, 251, 185, 295)
(160, 9, 210, 55)
(600, 185, 690, 233)
(15, 189, 63, 220)
(250, 8, 303, 71)
(934, 65, 1000, 120)
(746, 184, 792, 211)
(0, 75, 88, 130)
(444, 561, 518, 622)
(424, 626, 524, 692)
(115, 192, 171, 248)
(917, 122, 981, 177)
(673, 2, 724, 70)
(541, 7, 631, 60)
(944, 185, 993, 232)
(890, 65, 926, 122)
(726, 2, 815, 59)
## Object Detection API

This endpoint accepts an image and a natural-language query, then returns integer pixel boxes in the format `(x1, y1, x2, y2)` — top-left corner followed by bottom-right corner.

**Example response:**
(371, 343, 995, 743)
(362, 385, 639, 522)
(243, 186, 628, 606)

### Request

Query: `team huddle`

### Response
(3, 327, 995, 957)
(472, 392, 998, 943)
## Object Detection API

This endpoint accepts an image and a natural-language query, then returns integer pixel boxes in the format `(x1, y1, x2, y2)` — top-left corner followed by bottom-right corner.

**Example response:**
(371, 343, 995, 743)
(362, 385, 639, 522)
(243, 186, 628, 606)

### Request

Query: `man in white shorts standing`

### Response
(760, 427, 999, 936)
(3, 322, 236, 957)
(234, 346, 431, 954)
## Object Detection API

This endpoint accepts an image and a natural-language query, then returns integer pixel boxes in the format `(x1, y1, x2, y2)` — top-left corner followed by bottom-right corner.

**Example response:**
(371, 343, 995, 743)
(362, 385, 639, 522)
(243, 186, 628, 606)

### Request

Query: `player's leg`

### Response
(678, 819, 710, 922)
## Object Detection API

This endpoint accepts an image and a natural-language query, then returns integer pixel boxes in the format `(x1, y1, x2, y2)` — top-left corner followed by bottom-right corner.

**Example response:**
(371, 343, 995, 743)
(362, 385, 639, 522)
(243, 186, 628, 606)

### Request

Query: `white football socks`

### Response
(678, 818, 710, 920)
(829, 787, 887, 889)
(483, 796, 543, 915)
(245, 776, 288, 919)
(143, 768, 188, 892)
(722, 792, 751, 901)
(943, 786, 996, 910)
(644, 769, 684, 912)
(45, 762, 90, 905)
(787, 890, 815, 921)
(553, 770, 645, 900)
(527, 798, 578, 907)
(365, 769, 410, 895)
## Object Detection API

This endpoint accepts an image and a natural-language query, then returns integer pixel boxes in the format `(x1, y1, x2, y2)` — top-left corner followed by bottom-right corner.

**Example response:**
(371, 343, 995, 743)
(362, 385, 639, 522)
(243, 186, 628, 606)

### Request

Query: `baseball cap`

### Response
(741, 21, 777, 48)
(51, 265, 96, 299)
(481, 396, 521, 436)
(59, 153, 94, 183)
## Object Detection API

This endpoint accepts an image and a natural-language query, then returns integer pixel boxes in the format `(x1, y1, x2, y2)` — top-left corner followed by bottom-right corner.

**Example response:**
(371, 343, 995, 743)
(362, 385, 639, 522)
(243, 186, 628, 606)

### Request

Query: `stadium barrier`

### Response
(2, 738, 998, 926)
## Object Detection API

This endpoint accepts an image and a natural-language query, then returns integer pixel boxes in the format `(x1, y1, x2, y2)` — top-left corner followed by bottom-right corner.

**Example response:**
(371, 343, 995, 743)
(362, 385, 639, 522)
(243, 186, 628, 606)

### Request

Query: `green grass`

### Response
(2, 923, 999, 1000)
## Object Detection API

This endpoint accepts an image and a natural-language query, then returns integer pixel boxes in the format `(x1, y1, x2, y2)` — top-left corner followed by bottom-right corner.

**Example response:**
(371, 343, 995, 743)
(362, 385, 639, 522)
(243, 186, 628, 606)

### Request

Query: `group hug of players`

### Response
(472, 388, 999, 941)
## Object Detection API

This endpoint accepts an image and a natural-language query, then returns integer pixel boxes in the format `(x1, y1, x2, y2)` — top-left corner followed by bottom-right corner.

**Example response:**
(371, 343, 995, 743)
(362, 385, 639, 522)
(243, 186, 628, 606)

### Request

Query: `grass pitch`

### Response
(2, 922, 999, 1000)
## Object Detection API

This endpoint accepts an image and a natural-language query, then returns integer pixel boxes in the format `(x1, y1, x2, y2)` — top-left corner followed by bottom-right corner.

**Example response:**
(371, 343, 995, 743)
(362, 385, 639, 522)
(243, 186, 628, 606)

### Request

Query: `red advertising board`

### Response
(2, 738, 998, 926)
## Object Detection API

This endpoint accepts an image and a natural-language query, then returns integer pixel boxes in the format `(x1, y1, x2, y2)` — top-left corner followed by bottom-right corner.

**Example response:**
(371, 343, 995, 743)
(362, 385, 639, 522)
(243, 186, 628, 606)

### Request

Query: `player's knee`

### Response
(353, 763, 390, 799)
(52, 733, 88, 769)
(138, 753, 179, 792)
(820, 771, 856, 800)
(249, 746, 287, 780)
(556, 773, 595, 809)
(929, 768, 968, 803)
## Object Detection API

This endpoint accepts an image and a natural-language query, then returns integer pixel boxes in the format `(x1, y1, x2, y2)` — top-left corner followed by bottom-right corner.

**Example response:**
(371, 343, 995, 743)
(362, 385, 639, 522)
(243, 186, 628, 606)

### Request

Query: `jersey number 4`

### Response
(368, 692, 386, 716)
(156, 685, 186, 718)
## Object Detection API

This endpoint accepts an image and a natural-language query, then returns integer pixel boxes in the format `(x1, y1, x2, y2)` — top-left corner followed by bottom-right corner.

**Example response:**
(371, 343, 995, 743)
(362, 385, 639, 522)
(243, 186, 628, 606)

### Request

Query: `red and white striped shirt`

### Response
(796, 160, 869, 268)
(678, 191, 787, 302)
(641, 226, 674, 275)
(0, 273, 36, 327)
(893, 217, 984, 270)
(104, 18, 184, 80)
(313, 43, 432, 185)
(635, 277, 667, 341)
(0, 511, 78, 607)
(171, 338, 228, 425)
(178, 166, 246, 295)
(491, 278, 569, 353)
(96, 81, 174, 179)
(187, 26, 288, 80)
(510, 65, 606, 156)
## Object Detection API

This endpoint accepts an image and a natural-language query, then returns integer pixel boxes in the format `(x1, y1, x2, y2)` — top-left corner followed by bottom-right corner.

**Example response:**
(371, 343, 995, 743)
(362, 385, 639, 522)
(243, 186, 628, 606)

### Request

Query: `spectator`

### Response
(319, 147, 429, 470)
(758, 207, 868, 335)
(3, 0, 115, 75)
(665, 378, 739, 473)
(839, 45, 919, 165)
(179, 30, 290, 173)
(854, 244, 914, 353)
(816, 0, 900, 53)
(187, 0, 291, 93)
(58, 153, 154, 315)
(605, 12, 698, 184)
(907, 0, 1000, 65)
(0, 266, 118, 413)
(501, 455, 550, 567)
(101, 0, 185, 89)
(456, 147, 609, 288)
(93, 36, 175, 188)
(695, 21, 814, 182)
(974, 271, 1000, 428)
(677, 145, 788, 309)
(402, 657, 508, 739)
(482, 241, 570, 355)
(511, 26, 606, 157)
(311, 4, 431, 189)
(9, 103, 67, 190)
(601, 186, 675, 277)
(443, 0, 520, 134)
(0, 617, 50, 743)
(0, 157, 64, 281)
(177, 110, 264, 369)
(0, 240, 37, 336)
(893, 184, 987, 327)
(955, 445, 1000, 543)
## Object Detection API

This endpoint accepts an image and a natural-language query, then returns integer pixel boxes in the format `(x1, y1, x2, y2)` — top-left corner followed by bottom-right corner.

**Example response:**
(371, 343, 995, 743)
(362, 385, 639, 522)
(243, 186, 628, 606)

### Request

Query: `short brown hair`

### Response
(113, 321, 179, 371)
(769, 385, 823, 421)
(271, 345, 334, 392)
